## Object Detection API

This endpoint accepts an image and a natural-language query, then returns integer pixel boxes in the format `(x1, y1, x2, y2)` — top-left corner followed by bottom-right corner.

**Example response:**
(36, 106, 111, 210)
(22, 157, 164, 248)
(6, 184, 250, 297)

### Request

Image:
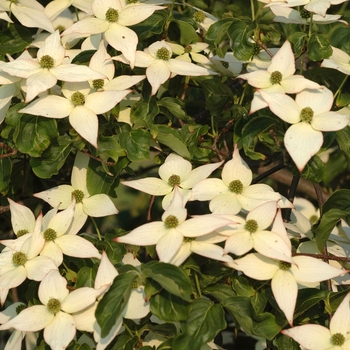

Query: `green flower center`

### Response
(279, 261, 292, 271)
(12, 251, 27, 266)
(228, 180, 243, 194)
(245, 219, 258, 233)
(310, 214, 318, 224)
(156, 47, 171, 60)
(221, 61, 229, 69)
(168, 174, 181, 187)
(105, 8, 119, 22)
(194, 10, 206, 23)
(72, 189, 84, 203)
(300, 8, 311, 19)
(270, 71, 282, 84)
(47, 298, 61, 314)
(252, 44, 261, 57)
(184, 237, 196, 243)
(71, 91, 85, 106)
(39, 55, 54, 69)
(43, 228, 57, 241)
(16, 229, 29, 237)
(222, 11, 234, 19)
(92, 79, 104, 90)
(15, 303, 27, 314)
(184, 45, 192, 54)
(300, 107, 314, 123)
(331, 333, 345, 346)
(164, 215, 179, 228)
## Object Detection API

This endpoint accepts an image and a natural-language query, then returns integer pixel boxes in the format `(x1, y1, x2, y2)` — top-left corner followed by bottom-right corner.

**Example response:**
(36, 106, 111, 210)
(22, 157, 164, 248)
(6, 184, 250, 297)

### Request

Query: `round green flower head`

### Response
(229, 180, 243, 194)
(71, 92, 85, 106)
(270, 71, 282, 84)
(279, 261, 292, 271)
(168, 174, 181, 187)
(194, 11, 206, 23)
(156, 47, 171, 60)
(221, 61, 229, 69)
(300, 107, 314, 123)
(16, 229, 29, 238)
(40, 55, 55, 69)
(43, 228, 57, 241)
(47, 298, 61, 315)
(105, 8, 119, 22)
(72, 189, 84, 203)
(92, 79, 104, 90)
(245, 219, 258, 233)
(331, 333, 345, 346)
(12, 251, 27, 266)
(164, 215, 179, 228)
(300, 8, 311, 19)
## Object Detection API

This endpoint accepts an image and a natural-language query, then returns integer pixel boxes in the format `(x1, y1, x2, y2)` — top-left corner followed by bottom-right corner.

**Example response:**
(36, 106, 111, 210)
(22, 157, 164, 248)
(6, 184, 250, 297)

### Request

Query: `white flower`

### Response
(259, 86, 349, 171)
(114, 40, 214, 95)
(239, 40, 320, 113)
(115, 187, 233, 262)
(282, 292, 350, 349)
(34, 152, 118, 234)
(44, 0, 94, 21)
(122, 153, 224, 209)
(229, 252, 347, 326)
(322, 46, 350, 75)
(1, 31, 106, 102)
(61, 0, 165, 68)
(0, 0, 54, 32)
(19, 81, 131, 147)
(0, 270, 101, 350)
(192, 145, 281, 214)
(167, 42, 211, 65)
(210, 52, 243, 76)
(246, 48, 279, 72)
(284, 0, 347, 17)
(193, 9, 217, 32)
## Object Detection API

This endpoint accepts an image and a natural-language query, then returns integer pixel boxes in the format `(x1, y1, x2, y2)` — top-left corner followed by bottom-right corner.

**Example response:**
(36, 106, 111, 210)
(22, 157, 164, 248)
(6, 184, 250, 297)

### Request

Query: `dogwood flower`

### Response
(44, 0, 94, 20)
(282, 0, 348, 17)
(34, 152, 119, 234)
(229, 253, 347, 326)
(321, 46, 350, 75)
(19, 81, 131, 147)
(122, 153, 224, 209)
(0, 213, 57, 305)
(0, 269, 102, 350)
(1, 31, 106, 103)
(239, 40, 320, 113)
(0, 0, 54, 32)
(114, 40, 214, 95)
(167, 42, 211, 65)
(192, 145, 281, 214)
(115, 187, 233, 262)
(282, 292, 350, 349)
(259, 87, 349, 171)
(210, 52, 243, 76)
(61, 0, 165, 68)
(193, 9, 217, 32)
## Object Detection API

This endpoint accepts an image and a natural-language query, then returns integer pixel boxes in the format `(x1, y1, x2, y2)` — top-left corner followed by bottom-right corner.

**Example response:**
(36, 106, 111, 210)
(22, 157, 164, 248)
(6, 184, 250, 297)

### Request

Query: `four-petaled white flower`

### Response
(282, 292, 350, 349)
(115, 187, 233, 262)
(0, 269, 102, 350)
(114, 40, 214, 95)
(34, 152, 119, 234)
(61, 0, 165, 68)
(259, 86, 350, 171)
(1, 30, 106, 102)
(167, 42, 211, 65)
(210, 52, 243, 77)
(122, 153, 224, 209)
(192, 145, 281, 214)
(322, 46, 350, 75)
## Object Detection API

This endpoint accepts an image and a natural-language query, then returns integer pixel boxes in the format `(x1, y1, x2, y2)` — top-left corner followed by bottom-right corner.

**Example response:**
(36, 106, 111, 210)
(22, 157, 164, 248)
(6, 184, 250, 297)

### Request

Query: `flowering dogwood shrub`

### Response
(1, 0, 350, 349)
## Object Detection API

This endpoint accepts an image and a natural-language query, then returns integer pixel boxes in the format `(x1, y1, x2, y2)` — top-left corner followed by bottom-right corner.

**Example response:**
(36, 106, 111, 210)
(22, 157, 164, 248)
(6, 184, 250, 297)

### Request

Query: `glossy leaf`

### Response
(0, 24, 32, 55)
(119, 129, 151, 162)
(307, 33, 332, 61)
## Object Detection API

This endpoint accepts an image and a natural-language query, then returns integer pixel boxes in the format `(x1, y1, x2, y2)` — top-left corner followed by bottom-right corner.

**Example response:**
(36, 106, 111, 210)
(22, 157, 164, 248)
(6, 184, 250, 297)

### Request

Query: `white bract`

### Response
(122, 153, 224, 209)
(0, 269, 102, 350)
(192, 145, 281, 214)
(210, 52, 243, 76)
(322, 46, 350, 75)
(282, 292, 350, 349)
(19, 81, 131, 147)
(114, 40, 213, 95)
(1, 31, 106, 102)
(34, 152, 118, 234)
(115, 187, 233, 262)
(167, 42, 210, 65)
(259, 86, 350, 171)
(61, 0, 165, 68)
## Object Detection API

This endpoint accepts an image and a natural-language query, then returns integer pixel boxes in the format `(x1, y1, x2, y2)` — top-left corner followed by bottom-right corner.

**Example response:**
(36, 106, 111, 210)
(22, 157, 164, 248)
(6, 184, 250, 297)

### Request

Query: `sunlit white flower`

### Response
(322, 46, 350, 75)
(19, 81, 131, 147)
(114, 40, 214, 95)
(122, 153, 224, 209)
(115, 187, 232, 262)
(193, 9, 217, 31)
(229, 252, 347, 326)
(167, 42, 210, 65)
(1, 31, 106, 103)
(44, 0, 94, 21)
(0, 0, 54, 32)
(210, 52, 243, 76)
(259, 86, 349, 171)
(62, 0, 165, 68)
(0, 270, 102, 350)
(282, 292, 350, 349)
(34, 152, 118, 234)
(192, 145, 281, 214)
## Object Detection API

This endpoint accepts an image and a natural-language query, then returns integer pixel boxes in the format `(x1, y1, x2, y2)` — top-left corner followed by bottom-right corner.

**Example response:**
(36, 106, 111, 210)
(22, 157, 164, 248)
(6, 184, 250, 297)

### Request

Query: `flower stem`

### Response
(91, 217, 102, 241)
(333, 75, 349, 101)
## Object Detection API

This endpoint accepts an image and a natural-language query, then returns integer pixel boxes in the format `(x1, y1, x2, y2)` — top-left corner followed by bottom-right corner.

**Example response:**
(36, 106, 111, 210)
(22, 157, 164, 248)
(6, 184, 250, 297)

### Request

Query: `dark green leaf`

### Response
(228, 20, 255, 61)
(119, 129, 151, 162)
(307, 33, 332, 61)
(75, 266, 95, 288)
(329, 26, 350, 54)
(132, 11, 167, 40)
(0, 24, 32, 55)
(168, 19, 199, 46)
(206, 18, 233, 47)
(288, 32, 307, 57)
(336, 126, 350, 162)
(158, 97, 188, 120)
(300, 154, 325, 183)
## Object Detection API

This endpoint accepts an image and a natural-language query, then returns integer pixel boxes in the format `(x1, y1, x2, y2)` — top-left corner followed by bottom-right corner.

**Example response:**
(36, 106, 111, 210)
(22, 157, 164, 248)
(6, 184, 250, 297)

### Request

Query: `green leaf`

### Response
(96, 269, 139, 338)
(300, 154, 325, 183)
(142, 261, 192, 302)
(75, 266, 95, 288)
(109, 334, 138, 350)
(131, 98, 159, 128)
(149, 289, 191, 322)
(14, 115, 58, 157)
(153, 125, 191, 159)
(0, 150, 11, 195)
(0, 24, 32, 55)
(288, 32, 307, 57)
(222, 296, 281, 340)
(307, 33, 333, 61)
(96, 135, 126, 164)
(232, 276, 256, 297)
(71, 50, 96, 65)
(158, 97, 188, 120)
(228, 20, 255, 61)
(30, 135, 72, 178)
(172, 299, 226, 350)
(168, 19, 199, 46)
(206, 18, 233, 47)
(313, 189, 350, 251)
(329, 26, 350, 54)
(336, 126, 350, 162)
(132, 11, 167, 40)
(119, 129, 151, 162)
